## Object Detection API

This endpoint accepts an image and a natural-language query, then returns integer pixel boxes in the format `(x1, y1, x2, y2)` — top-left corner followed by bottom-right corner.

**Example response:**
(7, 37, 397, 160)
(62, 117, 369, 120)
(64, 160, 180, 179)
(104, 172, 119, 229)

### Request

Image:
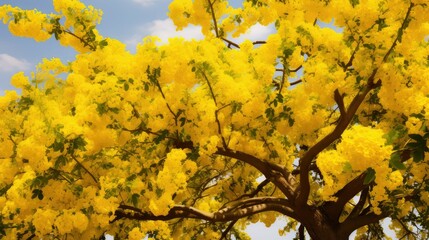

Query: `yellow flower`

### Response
(72, 211, 89, 233)
(33, 209, 58, 236)
(128, 227, 145, 240)
(10, 72, 29, 89)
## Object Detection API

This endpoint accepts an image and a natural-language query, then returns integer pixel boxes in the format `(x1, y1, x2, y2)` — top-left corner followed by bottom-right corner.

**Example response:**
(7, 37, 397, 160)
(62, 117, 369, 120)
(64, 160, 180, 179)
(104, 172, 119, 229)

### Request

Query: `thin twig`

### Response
(278, 61, 287, 93)
(221, 38, 240, 48)
(70, 154, 98, 185)
(290, 79, 302, 86)
(342, 37, 362, 70)
(201, 72, 228, 149)
(253, 41, 266, 45)
(63, 29, 96, 51)
(208, 0, 220, 37)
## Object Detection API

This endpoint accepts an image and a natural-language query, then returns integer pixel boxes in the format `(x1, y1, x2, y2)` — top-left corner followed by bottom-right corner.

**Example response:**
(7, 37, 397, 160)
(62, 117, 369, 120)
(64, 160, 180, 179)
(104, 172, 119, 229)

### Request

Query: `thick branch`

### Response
(114, 197, 297, 223)
(220, 179, 270, 239)
(220, 220, 237, 240)
(322, 172, 367, 221)
(215, 149, 296, 199)
(339, 211, 389, 237)
(297, 86, 372, 207)
(347, 186, 369, 219)
(298, 224, 305, 240)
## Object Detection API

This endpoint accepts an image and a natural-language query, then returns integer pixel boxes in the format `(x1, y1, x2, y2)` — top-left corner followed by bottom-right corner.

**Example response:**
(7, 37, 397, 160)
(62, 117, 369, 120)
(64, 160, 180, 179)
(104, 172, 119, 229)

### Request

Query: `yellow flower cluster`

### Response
(1, 6, 52, 41)
(148, 149, 191, 216)
(317, 125, 402, 209)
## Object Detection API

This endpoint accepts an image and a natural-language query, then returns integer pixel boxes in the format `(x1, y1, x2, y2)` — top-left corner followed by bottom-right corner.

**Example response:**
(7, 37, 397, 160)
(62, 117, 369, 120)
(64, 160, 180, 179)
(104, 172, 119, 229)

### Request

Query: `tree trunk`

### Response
(298, 208, 349, 240)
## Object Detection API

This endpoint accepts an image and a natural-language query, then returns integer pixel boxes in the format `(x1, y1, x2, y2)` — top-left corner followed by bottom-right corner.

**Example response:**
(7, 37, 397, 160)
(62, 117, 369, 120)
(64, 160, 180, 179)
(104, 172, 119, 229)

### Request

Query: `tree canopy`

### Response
(0, 0, 429, 239)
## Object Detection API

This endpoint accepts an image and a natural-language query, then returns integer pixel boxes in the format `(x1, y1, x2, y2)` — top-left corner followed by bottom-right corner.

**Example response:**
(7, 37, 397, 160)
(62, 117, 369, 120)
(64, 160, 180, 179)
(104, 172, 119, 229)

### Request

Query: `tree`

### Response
(0, 0, 428, 239)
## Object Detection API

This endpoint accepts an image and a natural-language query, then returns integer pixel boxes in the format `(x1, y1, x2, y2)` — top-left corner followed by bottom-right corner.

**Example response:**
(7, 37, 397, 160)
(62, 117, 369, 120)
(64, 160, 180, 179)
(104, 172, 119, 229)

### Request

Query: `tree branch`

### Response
(114, 197, 297, 223)
(296, 86, 373, 207)
(276, 65, 302, 73)
(70, 154, 98, 185)
(341, 37, 361, 71)
(207, 0, 220, 37)
(201, 71, 228, 149)
(322, 172, 367, 221)
(278, 62, 287, 93)
(220, 179, 271, 239)
(215, 149, 296, 200)
(290, 79, 302, 86)
(221, 38, 240, 48)
(63, 29, 97, 51)
(347, 186, 369, 219)
(339, 211, 389, 237)
(298, 224, 305, 240)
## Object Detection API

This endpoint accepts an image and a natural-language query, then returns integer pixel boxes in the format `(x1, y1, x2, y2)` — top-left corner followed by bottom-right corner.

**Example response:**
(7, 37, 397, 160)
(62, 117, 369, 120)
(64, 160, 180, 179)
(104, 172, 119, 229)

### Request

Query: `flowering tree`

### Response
(0, 0, 429, 239)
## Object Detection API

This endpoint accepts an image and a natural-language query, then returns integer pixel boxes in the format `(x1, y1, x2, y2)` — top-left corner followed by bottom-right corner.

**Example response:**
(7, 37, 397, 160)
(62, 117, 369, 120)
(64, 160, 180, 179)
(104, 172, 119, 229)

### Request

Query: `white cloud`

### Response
(124, 19, 274, 50)
(125, 18, 204, 49)
(132, 0, 155, 7)
(231, 23, 275, 43)
(148, 19, 204, 42)
(0, 54, 31, 73)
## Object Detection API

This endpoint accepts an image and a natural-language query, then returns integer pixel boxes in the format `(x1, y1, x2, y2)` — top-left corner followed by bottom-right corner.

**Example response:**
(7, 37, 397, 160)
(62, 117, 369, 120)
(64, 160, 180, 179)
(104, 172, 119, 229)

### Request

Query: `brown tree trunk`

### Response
(297, 207, 349, 240)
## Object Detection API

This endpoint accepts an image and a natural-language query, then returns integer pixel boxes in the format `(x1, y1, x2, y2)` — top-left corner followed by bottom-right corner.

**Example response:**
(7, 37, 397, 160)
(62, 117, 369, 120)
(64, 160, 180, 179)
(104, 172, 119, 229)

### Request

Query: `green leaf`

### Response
(96, 102, 108, 115)
(409, 134, 424, 142)
(101, 162, 114, 169)
(375, 18, 388, 31)
(364, 168, 376, 185)
(99, 39, 108, 49)
(412, 149, 424, 163)
(343, 162, 353, 172)
(131, 193, 139, 207)
(363, 43, 376, 50)
(0, 225, 5, 236)
(383, 125, 406, 145)
(72, 136, 87, 152)
(390, 153, 406, 170)
(231, 101, 242, 114)
(31, 176, 49, 189)
(349, 0, 359, 7)
(54, 155, 68, 168)
(406, 142, 421, 148)
(51, 140, 64, 152)
(265, 108, 275, 121)
(0, 184, 12, 196)
(155, 187, 163, 198)
(31, 189, 43, 200)
(153, 130, 169, 144)
(179, 117, 186, 127)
